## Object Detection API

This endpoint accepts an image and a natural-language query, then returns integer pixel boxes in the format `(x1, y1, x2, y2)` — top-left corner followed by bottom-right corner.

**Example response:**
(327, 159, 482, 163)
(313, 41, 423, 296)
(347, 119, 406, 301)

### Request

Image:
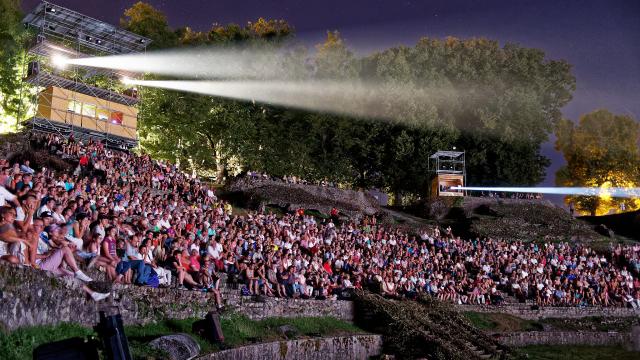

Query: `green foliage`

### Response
(0, 0, 27, 131)
(125, 5, 575, 198)
(0, 316, 362, 360)
(555, 109, 640, 215)
(463, 312, 543, 332)
(121, 1, 178, 49)
(540, 316, 639, 333)
(0, 323, 94, 360)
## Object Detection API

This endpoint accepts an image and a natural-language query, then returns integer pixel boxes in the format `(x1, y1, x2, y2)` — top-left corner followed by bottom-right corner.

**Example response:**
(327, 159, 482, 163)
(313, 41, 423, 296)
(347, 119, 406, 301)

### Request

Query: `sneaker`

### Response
(91, 292, 111, 302)
(75, 270, 93, 282)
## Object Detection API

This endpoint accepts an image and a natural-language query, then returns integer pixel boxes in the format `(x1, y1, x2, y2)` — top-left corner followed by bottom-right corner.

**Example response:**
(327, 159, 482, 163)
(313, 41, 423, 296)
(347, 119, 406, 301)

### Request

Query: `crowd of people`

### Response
(1, 133, 639, 310)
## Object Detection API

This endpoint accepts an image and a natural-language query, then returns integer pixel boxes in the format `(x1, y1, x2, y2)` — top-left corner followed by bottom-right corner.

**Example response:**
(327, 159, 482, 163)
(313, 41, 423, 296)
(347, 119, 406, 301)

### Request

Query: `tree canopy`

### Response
(0, 1, 579, 204)
(555, 109, 640, 215)
(125, 2, 576, 202)
(0, 0, 25, 132)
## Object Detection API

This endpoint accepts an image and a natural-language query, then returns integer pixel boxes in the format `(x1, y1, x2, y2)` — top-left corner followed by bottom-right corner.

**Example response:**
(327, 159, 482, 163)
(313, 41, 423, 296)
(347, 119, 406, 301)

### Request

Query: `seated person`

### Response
(0, 206, 27, 264)
(32, 222, 92, 282)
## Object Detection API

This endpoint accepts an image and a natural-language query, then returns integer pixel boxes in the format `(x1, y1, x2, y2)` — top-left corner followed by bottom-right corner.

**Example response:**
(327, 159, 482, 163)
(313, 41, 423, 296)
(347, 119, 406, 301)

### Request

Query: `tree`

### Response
(126, 4, 575, 198)
(121, 2, 178, 49)
(555, 109, 640, 215)
(0, 0, 25, 132)
(126, 3, 296, 178)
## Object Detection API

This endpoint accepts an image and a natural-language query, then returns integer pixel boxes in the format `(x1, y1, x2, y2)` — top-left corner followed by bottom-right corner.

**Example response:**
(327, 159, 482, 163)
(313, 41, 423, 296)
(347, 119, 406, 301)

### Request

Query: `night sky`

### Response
(22, 0, 640, 191)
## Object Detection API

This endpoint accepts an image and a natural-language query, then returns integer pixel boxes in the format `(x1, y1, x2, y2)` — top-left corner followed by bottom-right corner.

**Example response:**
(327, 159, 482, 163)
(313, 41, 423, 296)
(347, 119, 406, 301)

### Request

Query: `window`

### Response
(82, 103, 96, 118)
(110, 111, 123, 125)
(67, 100, 82, 113)
(97, 109, 109, 120)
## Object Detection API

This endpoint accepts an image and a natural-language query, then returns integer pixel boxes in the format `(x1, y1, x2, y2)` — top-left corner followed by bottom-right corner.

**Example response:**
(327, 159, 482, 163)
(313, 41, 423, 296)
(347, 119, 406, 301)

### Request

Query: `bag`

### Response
(146, 272, 159, 288)
(241, 286, 251, 296)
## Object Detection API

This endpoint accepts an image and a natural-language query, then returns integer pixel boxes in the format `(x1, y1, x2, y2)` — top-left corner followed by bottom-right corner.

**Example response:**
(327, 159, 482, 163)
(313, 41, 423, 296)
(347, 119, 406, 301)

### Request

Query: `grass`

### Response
(0, 323, 95, 360)
(464, 312, 639, 333)
(541, 316, 638, 332)
(464, 312, 543, 332)
(516, 345, 639, 360)
(0, 315, 364, 360)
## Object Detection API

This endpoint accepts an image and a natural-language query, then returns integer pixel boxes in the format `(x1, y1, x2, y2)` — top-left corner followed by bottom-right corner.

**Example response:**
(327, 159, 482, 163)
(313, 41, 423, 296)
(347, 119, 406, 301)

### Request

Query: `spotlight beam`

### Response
(65, 48, 293, 80)
(51, 54, 69, 69)
(451, 186, 640, 198)
(123, 79, 452, 123)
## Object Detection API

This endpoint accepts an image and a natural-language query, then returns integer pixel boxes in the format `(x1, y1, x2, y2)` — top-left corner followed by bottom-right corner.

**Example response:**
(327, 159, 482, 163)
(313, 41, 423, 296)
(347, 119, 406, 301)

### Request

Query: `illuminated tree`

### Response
(121, 2, 178, 49)
(0, 0, 26, 132)
(555, 109, 640, 215)
(123, 4, 575, 197)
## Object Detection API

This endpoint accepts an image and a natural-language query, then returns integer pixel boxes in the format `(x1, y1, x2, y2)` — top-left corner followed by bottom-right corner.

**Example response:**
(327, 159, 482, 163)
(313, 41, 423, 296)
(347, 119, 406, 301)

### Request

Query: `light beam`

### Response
(451, 186, 640, 198)
(51, 54, 69, 69)
(65, 47, 295, 80)
(123, 78, 456, 123)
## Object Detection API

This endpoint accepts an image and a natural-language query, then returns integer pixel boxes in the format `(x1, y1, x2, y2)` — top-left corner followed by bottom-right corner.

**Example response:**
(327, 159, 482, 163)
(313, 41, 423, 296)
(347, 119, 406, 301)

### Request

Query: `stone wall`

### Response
(495, 331, 631, 347)
(2, 262, 637, 332)
(459, 304, 640, 320)
(226, 177, 381, 218)
(197, 335, 383, 360)
(0, 263, 352, 331)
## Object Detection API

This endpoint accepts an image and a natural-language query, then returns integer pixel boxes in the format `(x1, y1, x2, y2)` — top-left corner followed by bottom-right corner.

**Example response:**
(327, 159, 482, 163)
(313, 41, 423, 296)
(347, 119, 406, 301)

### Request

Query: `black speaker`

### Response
(95, 311, 132, 360)
(33, 337, 99, 360)
(193, 311, 225, 343)
(28, 61, 40, 77)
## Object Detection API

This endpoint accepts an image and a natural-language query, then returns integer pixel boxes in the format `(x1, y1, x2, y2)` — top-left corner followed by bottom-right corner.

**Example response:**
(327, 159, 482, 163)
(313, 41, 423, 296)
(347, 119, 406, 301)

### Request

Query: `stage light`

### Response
(46, 7, 56, 13)
(96, 39, 103, 45)
(51, 54, 68, 69)
(449, 186, 640, 199)
(85, 36, 93, 41)
(120, 76, 132, 85)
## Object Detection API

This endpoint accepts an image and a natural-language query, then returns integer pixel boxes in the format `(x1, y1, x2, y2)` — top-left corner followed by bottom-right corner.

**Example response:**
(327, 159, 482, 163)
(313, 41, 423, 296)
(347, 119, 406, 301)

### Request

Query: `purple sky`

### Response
(23, 0, 640, 191)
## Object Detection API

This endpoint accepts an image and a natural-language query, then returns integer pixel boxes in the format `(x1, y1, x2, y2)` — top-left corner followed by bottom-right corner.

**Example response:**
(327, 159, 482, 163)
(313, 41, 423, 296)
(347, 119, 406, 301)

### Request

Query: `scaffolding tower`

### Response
(428, 150, 466, 197)
(19, 1, 151, 149)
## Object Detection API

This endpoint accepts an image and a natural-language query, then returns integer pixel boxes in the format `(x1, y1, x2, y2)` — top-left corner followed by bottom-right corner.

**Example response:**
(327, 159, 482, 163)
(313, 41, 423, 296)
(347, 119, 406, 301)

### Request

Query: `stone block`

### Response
(149, 333, 200, 360)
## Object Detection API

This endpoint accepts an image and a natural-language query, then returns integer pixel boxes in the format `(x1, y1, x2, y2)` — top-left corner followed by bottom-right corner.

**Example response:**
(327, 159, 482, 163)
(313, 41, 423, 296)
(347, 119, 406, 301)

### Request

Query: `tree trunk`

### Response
(394, 192, 403, 206)
(215, 140, 226, 184)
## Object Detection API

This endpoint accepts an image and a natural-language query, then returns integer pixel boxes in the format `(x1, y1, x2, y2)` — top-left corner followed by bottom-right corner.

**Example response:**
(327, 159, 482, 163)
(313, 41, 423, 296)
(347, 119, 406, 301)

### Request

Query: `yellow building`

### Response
(36, 85, 138, 141)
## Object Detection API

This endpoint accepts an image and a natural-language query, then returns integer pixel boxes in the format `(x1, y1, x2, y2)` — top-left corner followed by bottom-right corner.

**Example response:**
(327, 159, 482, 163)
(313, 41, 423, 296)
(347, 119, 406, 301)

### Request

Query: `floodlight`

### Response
(51, 54, 68, 69)
(120, 76, 133, 85)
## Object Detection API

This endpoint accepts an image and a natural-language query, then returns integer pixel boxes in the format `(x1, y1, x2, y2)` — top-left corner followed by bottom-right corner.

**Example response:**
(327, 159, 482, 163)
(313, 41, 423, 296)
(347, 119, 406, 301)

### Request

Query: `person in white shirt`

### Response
(0, 185, 18, 207)
(37, 198, 55, 217)
(158, 214, 171, 230)
(207, 239, 223, 260)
